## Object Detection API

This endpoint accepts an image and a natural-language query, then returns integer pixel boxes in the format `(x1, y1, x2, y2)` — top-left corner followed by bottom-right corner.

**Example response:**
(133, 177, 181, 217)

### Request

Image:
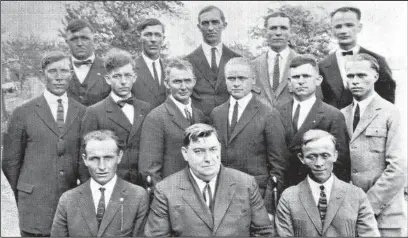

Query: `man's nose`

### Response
(315, 157, 324, 167)
(98, 158, 106, 170)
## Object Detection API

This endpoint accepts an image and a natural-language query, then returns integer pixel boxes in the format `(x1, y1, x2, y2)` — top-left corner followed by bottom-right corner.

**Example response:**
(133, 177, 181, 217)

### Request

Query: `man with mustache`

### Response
(276, 55, 350, 189)
(80, 48, 152, 185)
(131, 18, 167, 108)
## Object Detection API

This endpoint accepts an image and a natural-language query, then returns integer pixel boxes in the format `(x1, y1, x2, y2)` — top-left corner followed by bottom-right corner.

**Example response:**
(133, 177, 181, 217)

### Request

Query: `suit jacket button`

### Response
(59, 170, 64, 175)
(352, 169, 357, 173)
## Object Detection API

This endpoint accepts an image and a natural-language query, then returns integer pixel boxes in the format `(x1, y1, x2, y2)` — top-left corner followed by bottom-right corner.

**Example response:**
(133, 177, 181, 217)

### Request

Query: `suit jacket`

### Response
(144, 166, 274, 236)
(67, 56, 111, 107)
(341, 94, 407, 236)
(138, 97, 206, 187)
(80, 96, 151, 184)
(319, 46, 396, 109)
(185, 44, 241, 116)
(277, 98, 350, 188)
(2, 95, 86, 234)
(275, 175, 380, 237)
(131, 56, 167, 108)
(50, 177, 149, 237)
(210, 94, 288, 214)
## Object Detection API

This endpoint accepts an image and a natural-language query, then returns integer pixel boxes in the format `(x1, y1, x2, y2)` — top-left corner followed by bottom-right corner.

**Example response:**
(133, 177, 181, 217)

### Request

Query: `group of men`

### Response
(2, 4, 406, 237)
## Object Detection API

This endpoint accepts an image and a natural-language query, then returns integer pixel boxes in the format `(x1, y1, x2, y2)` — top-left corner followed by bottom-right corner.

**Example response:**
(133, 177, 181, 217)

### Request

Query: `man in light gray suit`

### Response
(341, 53, 407, 236)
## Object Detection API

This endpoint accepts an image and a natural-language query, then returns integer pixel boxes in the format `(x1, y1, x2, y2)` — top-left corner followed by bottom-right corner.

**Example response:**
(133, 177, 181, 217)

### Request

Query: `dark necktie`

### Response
(184, 107, 192, 124)
(318, 185, 327, 224)
(203, 182, 213, 213)
(292, 103, 300, 133)
(272, 53, 280, 92)
(96, 187, 106, 229)
(228, 101, 239, 137)
(152, 61, 160, 85)
(353, 103, 360, 132)
(56, 99, 65, 134)
(117, 97, 134, 108)
(73, 59, 92, 68)
(342, 51, 353, 56)
(211, 47, 218, 74)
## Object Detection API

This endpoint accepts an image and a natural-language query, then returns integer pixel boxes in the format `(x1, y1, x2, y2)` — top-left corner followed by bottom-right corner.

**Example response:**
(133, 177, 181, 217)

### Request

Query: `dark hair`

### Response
(103, 48, 134, 74)
(41, 51, 70, 70)
(137, 18, 165, 33)
(264, 12, 292, 28)
(346, 53, 380, 73)
(330, 7, 361, 20)
(183, 123, 220, 147)
(82, 130, 123, 154)
(300, 129, 337, 155)
(164, 58, 194, 82)
(66, 19, 94, 33)
(198, 5, 225, 23)
(289, 54, 318, 71)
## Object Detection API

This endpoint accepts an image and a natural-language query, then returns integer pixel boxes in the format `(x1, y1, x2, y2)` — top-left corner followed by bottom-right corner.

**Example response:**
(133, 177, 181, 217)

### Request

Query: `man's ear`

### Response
(181, 147, 188, 162)
(315, 75, 323, 86)
(357, 22, 363, 34)
(117, 150, 124, 164)
(104, 75, 112, 85)
(82, 153, 88, 166)
(164, 79, 170, 90)
(298, 153, 305, 164)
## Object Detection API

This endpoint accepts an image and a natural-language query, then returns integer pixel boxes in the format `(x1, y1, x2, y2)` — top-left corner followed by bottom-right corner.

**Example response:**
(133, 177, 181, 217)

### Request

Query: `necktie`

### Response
(184, 107, 192, 124)
(342, 51, 353, 56)
(211, 47, 218, 74)
(73, 59, 92, 68)
(318, 185, 327, 224)
(96, 187, 106, 229)
(272, 53, 280, 92)
(203, 182, 213, 212)
(152, 61, 160, 85)
(56, 99, 65, 134)
(228, 101, 239, 137)
(292, 103, 300, 133)
(353, 103, 360, 132)
(117, 97, 134, 108)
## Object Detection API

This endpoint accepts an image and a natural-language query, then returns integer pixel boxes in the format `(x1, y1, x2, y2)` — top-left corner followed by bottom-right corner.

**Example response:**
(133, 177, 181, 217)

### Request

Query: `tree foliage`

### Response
(59, 1, 185, 57)
(250, 4, 332, 60)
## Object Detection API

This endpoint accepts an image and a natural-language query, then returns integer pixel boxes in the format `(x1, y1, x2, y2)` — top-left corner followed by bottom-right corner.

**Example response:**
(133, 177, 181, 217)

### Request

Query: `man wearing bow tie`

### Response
(65, 19, 111, 106)
(319, 7, 396, 109)
(80, 48, 152, 185)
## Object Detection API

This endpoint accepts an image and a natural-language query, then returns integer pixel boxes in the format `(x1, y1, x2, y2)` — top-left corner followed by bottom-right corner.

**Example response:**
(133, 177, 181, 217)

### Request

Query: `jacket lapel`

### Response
(274, 49, 295, 98)
(105, 97, 132, 132)
(35, 95, 60, 136)
(342, 105, 354, 139)
(350, 96, 381, 143)
(127, 98, 148, 143)
(60, 99, 80, 137)
(214, 45, 232, 91)
(135, 56, 161, 100)
(164, 97, 191, 130)
(256, 53, 273, 104)
(298, 179, 323, 235)
(322, 53, 344, 101)
(192, 47, 216, 88)
(217, 101, 230, 146)
(229, 95, 258, 143)
(322, 176, 347, 234)
(82, 57, 105, 91)
(78, 181, 98, 237)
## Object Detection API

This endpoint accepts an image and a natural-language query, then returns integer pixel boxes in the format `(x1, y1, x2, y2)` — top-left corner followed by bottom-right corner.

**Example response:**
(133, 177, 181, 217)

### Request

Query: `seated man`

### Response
(275, 129, 380, 237)
(51, 130, 149, 237)
(144, 123, 274, 236)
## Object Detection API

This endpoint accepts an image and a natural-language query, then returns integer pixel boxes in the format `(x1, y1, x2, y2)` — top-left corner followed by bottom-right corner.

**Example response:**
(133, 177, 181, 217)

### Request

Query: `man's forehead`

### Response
(290, 64, 317, 74)
(266, 16, 290, 27)
(46, 58, 70, 69)
(188, 136, 219, 148)
(332, 11, 359, 22)
(345, 60, 372, 72)
(169, 68, 194, 79)
(141, 24, 164, 33)
(225, 64, 251, 75)
(303, 138, 335, 152)
(199, 9, 223, 22)
(67, 27, 93, 37)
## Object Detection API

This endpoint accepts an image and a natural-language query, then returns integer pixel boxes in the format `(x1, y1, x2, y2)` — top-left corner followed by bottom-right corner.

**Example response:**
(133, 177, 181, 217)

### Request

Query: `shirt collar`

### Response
(307, 173, 334, 192)
(353, 92, 377, 110)
(293, 94, 316, 108)
(72, 53, 95, 64)
(337, 45, 360, 56)
(90, 174, 117, 194)
(230, 92, 253, 108)
(142, 52, 161, 64)
(189, 168, 218, 190)
(202, 41, 223, 55)
(43, 89, 68, 103)
(170, 94, 191, 110)
(268, 46, 290, 59)
(110, 91, 132, 103)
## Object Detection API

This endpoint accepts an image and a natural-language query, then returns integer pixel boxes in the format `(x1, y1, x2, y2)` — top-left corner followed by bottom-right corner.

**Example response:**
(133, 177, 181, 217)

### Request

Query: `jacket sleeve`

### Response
(132, 188, 150, 237)
(356, 188, 381, 237)
(275, 189, 294, 237)
(330, 111, 351, 182)
(50, 193, 70, 237)
(144, 184, 172, 237)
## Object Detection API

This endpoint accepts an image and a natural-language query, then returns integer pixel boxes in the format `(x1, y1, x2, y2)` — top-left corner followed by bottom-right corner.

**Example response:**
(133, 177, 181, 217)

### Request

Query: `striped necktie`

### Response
(203, 182, 213, 213)
(96, 187, 106, 229)
(318, 185, 327, 224)
(56, 99, 65, 134)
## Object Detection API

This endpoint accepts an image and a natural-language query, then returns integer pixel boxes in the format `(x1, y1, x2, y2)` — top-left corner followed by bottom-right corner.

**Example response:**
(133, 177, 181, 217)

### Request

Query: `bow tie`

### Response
(73, 59, 92, 67)
(342, 51, 353, 56)
(117, 98, 134, 108)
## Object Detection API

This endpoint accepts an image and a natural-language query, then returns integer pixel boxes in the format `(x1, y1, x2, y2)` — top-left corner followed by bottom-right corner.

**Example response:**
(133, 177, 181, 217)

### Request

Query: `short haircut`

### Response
(66, 19, 95, 33)
(264, 12, 292, 28)
(346, 53, 380, 73)
(330, 7, 361, 20)
(183, 123, 220, 147)
(164, 58, 194, 82)
(198, 5, 225, 23)
(289, 54, 319, 72)
(83, 130, 123, 155)
(137, 18, 165, 33)
(300, 129, 337, 154)
(224, 57, 255, 78)
(41, 51, 70, 70)
(103, 48, 134, 74)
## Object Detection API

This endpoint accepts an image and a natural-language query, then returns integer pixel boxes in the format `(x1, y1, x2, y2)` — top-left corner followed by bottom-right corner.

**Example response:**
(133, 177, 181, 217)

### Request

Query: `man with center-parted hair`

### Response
(144, 123, 274, 236)
(80, 48, 152, 185)
(51, 130, 149, 237)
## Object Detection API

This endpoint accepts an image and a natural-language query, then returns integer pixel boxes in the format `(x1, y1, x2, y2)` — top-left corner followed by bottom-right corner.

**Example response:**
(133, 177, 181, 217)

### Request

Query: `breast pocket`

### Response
(365, 127, 387, 153)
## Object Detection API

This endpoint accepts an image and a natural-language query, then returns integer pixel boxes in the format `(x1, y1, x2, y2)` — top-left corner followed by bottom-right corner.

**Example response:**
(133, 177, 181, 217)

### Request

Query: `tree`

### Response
(250, 4, 333, 61)
(227, 43, 255, 60)
(59, 1, 186, 57)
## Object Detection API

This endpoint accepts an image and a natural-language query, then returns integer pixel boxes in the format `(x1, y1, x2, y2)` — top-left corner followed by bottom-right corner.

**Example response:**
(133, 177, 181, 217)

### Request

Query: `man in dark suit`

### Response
(210, 57, 287, 217)
(277, 55, 350, 188)
(65, 19, 111, 106)
(2, 52, 87, 236)
(51, 130, 149, 237)
(275, 129, 380, 237)
(139, 58, 206, 187)
(319, 6, 396, 109)
(144, 123, 274, 236)
(80, 48, 151, 185)
(131, 18, 167, 108)
(185, 5, 241, 117)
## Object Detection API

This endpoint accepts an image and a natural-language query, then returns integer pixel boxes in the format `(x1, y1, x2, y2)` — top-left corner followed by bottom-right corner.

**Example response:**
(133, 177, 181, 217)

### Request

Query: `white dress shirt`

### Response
(43, 89, 68, 122)
(228, 93, 253, 125)
(142, 53, 162, 85)
(110, 92, 134, 124)
(190, 169, 217, 208)
(336, 45, 360, 88)
(169, 95, 192, 119)
(307, 174, 334, 206)
(353, 92, 377, 119)
(90, 175, 117, 212)
(72, 54, 95, 84)
(267, 46, 291, 85)
(202, 41, 223, 68)
(292, 95, 317, 130)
